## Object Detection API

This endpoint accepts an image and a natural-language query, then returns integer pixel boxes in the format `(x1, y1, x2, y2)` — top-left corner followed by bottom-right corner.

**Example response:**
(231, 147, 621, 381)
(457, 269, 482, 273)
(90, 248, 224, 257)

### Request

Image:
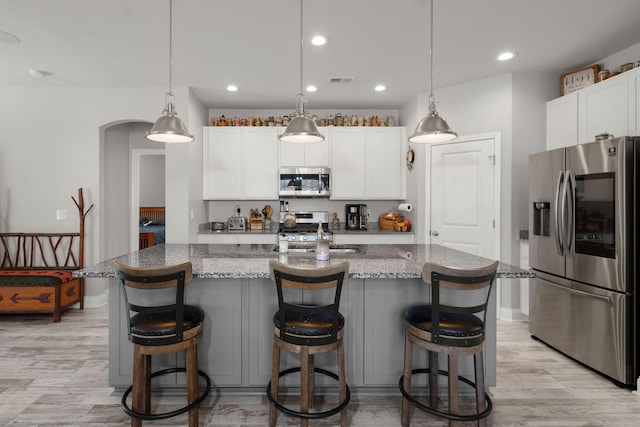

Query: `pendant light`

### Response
(278, 0, 324, 143)
(146, 0, 194, 143)
(408, 0, 457, 143)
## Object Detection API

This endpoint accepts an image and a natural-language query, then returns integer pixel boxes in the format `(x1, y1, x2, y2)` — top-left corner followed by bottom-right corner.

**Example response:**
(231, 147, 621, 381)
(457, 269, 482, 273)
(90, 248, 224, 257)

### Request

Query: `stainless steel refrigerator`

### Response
(528, 136, 638, 387)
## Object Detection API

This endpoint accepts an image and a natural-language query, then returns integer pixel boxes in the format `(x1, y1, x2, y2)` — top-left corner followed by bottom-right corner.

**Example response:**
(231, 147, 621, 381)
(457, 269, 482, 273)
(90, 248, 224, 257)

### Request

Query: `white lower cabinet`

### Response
(108, 277, 243, 388)
(197, 233, 277, 244)
(332, 233, 415, 245)
(363, 279, 424, 385)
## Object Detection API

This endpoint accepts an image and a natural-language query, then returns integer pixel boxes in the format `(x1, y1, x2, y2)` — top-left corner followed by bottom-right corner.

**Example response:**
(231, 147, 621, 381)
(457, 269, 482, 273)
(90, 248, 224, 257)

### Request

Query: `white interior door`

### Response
(430, 136, 497, 258)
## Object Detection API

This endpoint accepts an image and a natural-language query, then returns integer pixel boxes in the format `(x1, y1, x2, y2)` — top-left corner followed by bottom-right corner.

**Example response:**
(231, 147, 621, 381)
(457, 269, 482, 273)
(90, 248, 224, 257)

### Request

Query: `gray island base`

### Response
(75, 243, 529, 394)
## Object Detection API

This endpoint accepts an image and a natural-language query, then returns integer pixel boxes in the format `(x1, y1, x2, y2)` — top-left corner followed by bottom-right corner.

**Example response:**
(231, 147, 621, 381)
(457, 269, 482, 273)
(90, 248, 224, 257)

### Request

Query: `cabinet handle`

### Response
(431, 231, 439, 236)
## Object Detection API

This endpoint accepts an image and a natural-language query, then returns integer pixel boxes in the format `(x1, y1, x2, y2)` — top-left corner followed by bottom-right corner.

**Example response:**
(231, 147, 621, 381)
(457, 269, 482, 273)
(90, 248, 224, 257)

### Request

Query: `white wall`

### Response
(0, 85, 203, 303)
(139, 155, 165, 207)
(400, 71, 557, 319)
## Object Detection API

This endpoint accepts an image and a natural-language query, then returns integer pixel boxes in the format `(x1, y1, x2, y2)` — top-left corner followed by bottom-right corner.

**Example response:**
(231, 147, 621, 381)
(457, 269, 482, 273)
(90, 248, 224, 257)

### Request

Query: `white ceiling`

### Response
(2, 0, 640, 110)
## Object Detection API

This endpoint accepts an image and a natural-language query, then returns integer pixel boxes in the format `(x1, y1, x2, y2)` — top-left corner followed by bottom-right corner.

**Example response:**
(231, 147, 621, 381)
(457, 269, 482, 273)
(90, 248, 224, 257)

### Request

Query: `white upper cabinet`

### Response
(626, 68, 640, 136)
(330, 128, 367, 199)
(330, 127, 406, 200)
(204, 125, 406, 201)
(546, 92, 578, 150)
(279, 127, 330, 167)
(203, 127, 279, 200)
(203, 127, 243, 199)
(547, 68, 640, 150)
(578, 73, 629, 144)
(366, 127, 406, 199)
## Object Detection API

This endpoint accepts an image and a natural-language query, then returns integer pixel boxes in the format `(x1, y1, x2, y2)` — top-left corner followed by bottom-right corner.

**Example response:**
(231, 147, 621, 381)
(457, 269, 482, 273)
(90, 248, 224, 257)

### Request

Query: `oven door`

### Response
(564, 138, 633, 292)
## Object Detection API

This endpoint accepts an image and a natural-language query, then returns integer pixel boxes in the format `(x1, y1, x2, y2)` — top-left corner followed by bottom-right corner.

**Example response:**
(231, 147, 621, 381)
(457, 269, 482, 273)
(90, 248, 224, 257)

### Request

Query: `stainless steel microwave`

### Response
(279, 167, 330, 197)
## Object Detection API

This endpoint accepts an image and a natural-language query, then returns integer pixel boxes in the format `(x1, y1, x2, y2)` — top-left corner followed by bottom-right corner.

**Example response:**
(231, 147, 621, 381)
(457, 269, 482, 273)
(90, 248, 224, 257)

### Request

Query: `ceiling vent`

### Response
(329, 76, 356, 84)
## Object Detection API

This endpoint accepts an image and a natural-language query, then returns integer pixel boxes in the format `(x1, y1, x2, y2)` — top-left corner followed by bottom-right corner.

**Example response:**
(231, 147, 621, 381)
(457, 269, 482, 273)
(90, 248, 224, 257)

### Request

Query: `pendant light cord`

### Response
(299, 0, 303, 97)
(169, 0, 173, 97)
(428, 0, 435, 111)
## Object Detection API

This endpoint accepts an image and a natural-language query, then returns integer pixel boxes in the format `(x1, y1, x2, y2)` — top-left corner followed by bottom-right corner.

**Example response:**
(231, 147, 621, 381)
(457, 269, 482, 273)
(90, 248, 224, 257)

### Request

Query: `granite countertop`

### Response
(75, 243, 532, 280)
(197, 222, 414, 236)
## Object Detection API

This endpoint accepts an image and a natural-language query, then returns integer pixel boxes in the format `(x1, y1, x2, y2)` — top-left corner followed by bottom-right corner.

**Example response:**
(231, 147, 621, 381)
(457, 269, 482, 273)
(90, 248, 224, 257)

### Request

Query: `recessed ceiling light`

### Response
(311, 35, 327, 46)
(306, 85, 317, 92)
(29, 69, 50, 78)
(226, 85, 238, 92)
(374, 85, 386, 92)
(497, 52, 515, 61)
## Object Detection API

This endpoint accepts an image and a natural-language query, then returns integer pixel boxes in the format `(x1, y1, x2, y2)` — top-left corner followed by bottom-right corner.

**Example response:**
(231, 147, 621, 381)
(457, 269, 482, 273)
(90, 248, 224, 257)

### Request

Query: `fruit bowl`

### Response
(378, 212, 403, 230)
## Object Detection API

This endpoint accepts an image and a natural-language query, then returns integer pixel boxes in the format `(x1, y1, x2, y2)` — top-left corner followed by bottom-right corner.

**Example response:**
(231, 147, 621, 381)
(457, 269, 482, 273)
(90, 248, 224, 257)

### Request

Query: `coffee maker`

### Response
(346, 204, 367, 230)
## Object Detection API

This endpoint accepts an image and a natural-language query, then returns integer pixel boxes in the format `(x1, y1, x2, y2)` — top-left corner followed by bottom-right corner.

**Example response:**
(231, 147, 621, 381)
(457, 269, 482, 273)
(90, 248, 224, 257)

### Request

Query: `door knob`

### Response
(431, 231, 439, 236)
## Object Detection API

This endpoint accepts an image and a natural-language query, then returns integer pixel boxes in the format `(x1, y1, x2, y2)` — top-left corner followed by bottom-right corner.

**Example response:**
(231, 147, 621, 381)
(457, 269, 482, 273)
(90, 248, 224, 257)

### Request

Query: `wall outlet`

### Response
(56, 209, 67, 220)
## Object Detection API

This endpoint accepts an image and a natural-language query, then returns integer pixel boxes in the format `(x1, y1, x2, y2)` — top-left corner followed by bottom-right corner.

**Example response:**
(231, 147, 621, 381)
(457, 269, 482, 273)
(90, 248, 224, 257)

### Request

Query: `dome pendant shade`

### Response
(408, 110, 457, 143)
(278, 0, 324, 144)
(147, 0, 193, 144)
(409, 0, 456, 144)
(146, 103, 194, 143)
(279, 116, 324, 143)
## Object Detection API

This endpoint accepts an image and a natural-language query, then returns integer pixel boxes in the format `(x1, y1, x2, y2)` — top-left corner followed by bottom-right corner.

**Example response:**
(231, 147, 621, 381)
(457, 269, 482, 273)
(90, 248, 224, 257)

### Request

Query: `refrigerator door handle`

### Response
(555, 170, 565, 255)
(543, 280, 613, 304)
(565, 170, 575, 254)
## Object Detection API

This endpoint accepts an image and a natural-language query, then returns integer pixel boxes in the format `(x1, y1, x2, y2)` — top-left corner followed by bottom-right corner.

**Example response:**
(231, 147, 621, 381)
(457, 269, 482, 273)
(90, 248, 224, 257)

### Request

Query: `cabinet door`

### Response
(197, 234, 238, 244)
(330, 128, 366, 199)
(546, 92, 578, 150)
(332, 234, 371, 245)
(371, 233, 415, 244)
(203, 127, 242, 199)
(248, 279, 302, 386)
(279, 128, 329, 167)
(366, 127, 406, 199)
(305, 128, 330, 166)
(363, 279, 424, 385)
(243, 127, 279, 199)
(627, 68, 640, 136)
(578, 74, 629, 144)
(189, 279, 243, 386)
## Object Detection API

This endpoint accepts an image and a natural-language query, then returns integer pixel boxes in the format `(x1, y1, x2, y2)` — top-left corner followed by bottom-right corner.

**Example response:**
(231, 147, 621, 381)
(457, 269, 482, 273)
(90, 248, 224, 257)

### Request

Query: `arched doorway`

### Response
(99, 121, 165, 260)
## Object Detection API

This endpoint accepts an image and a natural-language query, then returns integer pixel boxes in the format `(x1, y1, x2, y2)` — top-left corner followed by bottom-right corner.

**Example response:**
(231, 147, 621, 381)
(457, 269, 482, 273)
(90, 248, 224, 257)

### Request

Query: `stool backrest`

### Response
(422, 260, 499, 346)
(114, 260, 193, 346)
(269, 259, 349, 346)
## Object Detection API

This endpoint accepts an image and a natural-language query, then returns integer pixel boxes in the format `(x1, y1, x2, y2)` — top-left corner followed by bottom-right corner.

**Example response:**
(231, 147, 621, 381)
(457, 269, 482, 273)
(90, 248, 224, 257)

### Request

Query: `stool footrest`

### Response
(399, 368, 492, 422)
(266, 366, 350, 420)
(121, 367, 212, 421)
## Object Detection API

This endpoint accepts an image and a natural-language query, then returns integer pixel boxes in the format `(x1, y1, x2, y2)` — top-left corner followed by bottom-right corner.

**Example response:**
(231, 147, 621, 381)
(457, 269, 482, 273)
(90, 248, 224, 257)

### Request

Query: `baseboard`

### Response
(69, 290, 108, 309)
(499, 306, 528, 322)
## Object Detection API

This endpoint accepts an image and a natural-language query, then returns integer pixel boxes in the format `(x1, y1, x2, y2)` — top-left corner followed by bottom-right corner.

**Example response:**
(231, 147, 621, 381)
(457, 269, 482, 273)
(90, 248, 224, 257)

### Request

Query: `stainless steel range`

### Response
(278, 211, 332, 244)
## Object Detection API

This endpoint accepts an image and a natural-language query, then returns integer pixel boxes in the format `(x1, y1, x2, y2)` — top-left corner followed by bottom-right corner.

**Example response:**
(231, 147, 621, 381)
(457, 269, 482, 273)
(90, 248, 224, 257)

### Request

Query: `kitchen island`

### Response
(75, 243, 529, 393)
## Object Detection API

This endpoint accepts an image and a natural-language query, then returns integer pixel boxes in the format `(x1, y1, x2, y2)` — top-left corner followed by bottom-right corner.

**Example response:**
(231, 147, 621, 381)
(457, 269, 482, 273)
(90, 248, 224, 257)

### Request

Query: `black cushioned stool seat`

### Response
(114, 260, 211, 427)
(267, 260, 350, 427)
(399, 260, 499, 427)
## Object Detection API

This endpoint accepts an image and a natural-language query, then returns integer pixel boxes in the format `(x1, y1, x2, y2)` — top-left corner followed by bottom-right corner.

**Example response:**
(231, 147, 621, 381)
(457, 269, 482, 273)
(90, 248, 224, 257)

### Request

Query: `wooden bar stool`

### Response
(399, 260, 499, 427)
(266, 259, 350, 427)
(114, 260, 211, 427)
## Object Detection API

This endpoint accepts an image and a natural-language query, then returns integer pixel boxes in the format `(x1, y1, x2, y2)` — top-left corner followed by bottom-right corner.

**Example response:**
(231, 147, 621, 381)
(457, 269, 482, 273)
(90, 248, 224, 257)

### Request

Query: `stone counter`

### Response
(75, 243, 531, 280)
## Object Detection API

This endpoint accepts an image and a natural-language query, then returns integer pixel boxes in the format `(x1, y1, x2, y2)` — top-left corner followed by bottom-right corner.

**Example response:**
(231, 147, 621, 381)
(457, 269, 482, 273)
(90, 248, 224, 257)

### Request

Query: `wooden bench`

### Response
(0, 188, 93, 322)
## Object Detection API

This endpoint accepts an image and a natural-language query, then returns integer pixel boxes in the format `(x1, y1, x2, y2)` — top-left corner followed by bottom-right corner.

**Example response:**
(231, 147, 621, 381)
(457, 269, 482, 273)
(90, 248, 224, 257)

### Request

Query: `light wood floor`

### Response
(0, 305, 638, 426)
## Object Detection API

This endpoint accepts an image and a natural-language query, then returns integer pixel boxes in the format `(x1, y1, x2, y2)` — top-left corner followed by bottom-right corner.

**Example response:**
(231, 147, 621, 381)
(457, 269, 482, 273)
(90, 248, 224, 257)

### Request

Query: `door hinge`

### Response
(493, 219, 495, 228)
(488, 155, 496, 165)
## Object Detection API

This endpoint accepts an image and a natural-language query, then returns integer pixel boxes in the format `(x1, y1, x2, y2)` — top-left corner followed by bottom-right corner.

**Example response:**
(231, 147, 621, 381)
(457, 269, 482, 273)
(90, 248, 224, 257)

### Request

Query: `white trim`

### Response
(130, 148, 165, 252)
